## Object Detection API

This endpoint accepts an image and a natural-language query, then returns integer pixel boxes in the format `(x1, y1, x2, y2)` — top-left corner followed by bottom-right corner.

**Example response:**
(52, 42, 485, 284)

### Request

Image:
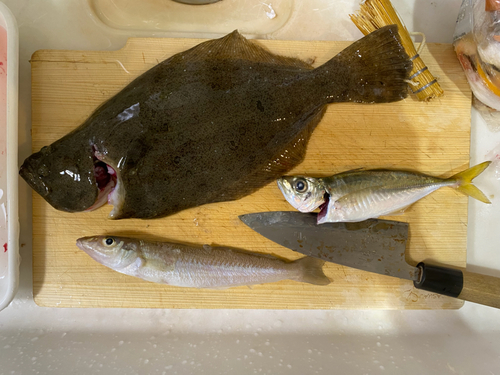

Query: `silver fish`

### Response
(278, 162, 492, 223)
(76, 236, 330, 289)
(277, 176, 327, 212)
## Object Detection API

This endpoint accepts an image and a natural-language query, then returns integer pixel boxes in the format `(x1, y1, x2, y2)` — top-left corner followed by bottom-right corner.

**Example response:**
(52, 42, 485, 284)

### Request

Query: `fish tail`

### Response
(449, 161, 491, 204)
(315, 25, 412, 104)
(293, 257, 331, 285)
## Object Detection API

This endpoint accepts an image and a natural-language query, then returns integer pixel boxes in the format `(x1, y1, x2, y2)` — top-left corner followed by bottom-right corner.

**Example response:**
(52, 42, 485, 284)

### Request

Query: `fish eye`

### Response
(104, 237, 115, 246)
(294, 178, 307, 193)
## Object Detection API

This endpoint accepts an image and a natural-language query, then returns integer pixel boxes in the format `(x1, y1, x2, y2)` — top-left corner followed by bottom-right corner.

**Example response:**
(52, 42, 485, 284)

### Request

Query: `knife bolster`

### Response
(413, 262, 463, 297)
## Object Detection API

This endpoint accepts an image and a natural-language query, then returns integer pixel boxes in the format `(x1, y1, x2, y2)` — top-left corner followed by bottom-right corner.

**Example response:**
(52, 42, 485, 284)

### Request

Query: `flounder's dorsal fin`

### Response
(174, 30, 313, 70)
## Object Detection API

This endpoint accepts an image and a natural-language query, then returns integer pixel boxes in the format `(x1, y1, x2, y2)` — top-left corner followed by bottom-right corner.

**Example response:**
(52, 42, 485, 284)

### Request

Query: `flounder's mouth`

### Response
(317, 193, 329, 223)
(84, 146, 120, 213)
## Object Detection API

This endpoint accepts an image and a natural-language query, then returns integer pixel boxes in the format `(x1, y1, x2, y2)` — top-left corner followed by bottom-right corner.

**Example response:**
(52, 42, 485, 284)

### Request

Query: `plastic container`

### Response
(0, 2, 19, 312)
(88, 0, 293, 35)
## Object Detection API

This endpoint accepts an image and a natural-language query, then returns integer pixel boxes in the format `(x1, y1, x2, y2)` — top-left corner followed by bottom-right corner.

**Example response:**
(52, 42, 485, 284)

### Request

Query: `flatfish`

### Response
(20, 25, 411, 219)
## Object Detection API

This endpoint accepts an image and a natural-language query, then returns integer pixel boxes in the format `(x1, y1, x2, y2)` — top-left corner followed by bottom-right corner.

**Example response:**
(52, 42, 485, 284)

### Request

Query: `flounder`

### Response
(20, 25, 411, 219)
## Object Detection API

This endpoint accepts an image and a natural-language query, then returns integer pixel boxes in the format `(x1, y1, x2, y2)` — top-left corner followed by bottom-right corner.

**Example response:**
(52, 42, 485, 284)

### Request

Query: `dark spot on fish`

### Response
(174, 156, 181, 164)
(229, 140, 238, 151)
(38, 165, 50, 177)
(256, 100, 265, 112)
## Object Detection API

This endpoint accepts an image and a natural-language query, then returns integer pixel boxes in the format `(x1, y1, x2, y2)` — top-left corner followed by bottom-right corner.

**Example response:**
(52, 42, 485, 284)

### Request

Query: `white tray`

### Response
(0, 1, 19, 312)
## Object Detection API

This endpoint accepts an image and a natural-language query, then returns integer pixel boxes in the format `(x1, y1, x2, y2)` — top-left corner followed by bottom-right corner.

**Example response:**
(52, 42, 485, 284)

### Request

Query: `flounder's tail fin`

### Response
(293, 257, 331, 286)
(450, 161, 491, 204)
(315, 24, 412, 104)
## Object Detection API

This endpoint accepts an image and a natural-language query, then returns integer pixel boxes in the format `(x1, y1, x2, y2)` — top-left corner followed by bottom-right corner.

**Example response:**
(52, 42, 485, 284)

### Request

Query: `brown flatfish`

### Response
(20, 25, 411, 219)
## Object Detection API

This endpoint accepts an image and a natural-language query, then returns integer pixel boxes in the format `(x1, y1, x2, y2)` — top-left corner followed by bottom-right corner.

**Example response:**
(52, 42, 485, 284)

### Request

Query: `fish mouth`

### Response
(84, 146, 118, 212)
(317, 193, 329, 223)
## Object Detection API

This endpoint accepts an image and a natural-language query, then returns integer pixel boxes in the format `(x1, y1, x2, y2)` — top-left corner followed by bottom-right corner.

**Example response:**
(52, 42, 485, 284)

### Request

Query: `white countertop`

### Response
(1, 0, 500, 373)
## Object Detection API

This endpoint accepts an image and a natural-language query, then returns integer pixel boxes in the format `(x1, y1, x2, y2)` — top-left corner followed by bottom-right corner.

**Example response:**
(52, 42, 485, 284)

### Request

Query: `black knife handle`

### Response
(413, 263, 463, 297)
(414, 262, 500, 309)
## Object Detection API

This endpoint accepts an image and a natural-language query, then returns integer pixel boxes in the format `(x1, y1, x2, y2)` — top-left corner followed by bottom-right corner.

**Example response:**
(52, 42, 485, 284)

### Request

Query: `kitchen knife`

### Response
(239, 211, 500, 309)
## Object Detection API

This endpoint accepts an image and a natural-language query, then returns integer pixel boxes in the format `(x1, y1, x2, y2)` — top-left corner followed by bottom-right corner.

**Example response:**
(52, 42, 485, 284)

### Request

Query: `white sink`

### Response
(2, 0, 500, 373)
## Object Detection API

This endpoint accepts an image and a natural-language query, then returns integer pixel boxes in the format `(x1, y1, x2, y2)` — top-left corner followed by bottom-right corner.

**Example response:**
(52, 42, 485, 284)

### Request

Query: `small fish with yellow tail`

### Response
(76, 236, 330, 289)
(277, 161, 492, 223)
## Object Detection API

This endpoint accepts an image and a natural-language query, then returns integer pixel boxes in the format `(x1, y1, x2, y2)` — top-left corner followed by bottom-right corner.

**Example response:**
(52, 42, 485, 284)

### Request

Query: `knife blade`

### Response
(239, 211, 500, 309)
(239, 211, 418, 281)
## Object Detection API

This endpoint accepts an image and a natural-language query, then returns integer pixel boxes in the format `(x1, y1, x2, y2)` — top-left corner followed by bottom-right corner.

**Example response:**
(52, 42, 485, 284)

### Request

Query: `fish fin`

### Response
(259, 107, 326, 175)
(294, 257, 331, 286)
(174, 30, 313, 70)
(314, 25, 412, 103)
(213, 107, 325, 198)
(450, 161, 491, 204)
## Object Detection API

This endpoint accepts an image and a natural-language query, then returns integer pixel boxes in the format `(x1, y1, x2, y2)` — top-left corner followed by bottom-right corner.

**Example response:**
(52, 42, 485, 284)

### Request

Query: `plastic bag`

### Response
(454, 0, 500, 128)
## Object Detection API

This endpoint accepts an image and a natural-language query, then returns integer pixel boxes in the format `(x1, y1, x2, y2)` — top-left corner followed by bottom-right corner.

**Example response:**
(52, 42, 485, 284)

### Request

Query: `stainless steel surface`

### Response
(2, 1, 500, 373)
(239, 211, 419, 281)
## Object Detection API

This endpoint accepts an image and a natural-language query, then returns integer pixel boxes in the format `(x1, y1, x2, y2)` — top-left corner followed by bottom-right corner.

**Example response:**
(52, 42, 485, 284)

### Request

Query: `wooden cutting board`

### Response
(31, 37, 472, 309)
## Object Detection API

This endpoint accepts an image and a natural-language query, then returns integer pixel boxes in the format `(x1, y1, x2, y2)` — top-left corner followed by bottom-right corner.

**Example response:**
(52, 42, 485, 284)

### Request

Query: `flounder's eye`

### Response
(104, 237, 115, 246)
(294, 178, 307, 193)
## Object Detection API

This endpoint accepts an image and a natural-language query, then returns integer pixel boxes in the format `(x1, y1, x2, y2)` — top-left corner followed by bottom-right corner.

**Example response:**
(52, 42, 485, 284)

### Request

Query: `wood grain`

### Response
(30, 37, 472, 309)
(459, 271, 500, 309)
